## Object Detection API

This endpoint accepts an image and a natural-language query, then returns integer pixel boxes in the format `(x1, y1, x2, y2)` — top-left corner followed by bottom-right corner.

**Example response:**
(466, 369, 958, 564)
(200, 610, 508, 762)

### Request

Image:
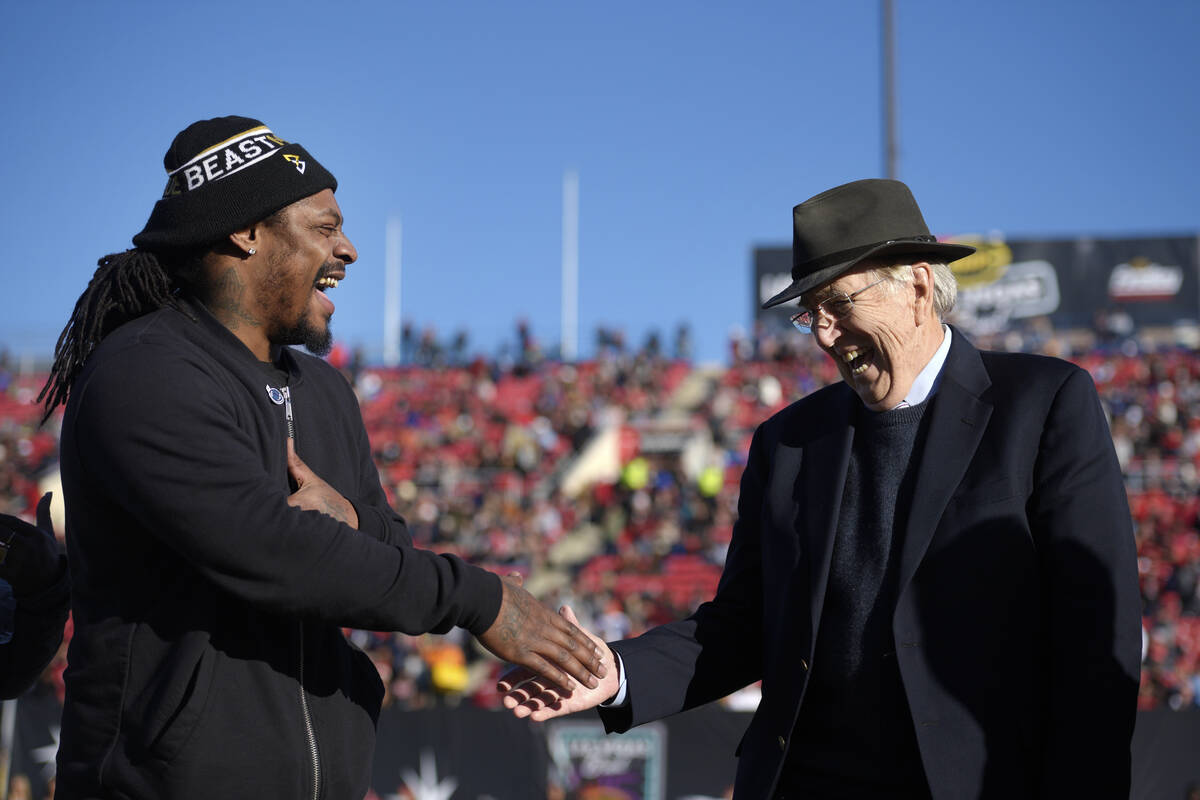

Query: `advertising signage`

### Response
(754, 235, 1200, 336)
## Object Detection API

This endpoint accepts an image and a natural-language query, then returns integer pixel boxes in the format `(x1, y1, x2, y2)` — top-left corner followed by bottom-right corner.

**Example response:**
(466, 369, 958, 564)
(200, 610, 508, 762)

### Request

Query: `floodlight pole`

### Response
(383, 216, 402, 367)
(561, 169, 579, 362)
(883, 0, 898, 180)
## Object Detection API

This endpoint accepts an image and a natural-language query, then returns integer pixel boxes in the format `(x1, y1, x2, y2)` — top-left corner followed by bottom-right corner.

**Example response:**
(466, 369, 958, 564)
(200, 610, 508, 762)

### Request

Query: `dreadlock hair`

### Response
(38, 247, 203, 422)
(37, 205, 296, 422)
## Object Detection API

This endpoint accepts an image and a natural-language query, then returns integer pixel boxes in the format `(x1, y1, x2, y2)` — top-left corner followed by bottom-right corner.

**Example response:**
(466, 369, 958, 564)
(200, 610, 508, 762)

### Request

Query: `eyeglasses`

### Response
(789, 278, 887, 333)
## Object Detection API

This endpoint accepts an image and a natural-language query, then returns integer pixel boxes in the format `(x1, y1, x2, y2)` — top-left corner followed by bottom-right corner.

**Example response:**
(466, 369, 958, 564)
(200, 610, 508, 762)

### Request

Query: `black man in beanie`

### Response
(43, 116, 606, 799)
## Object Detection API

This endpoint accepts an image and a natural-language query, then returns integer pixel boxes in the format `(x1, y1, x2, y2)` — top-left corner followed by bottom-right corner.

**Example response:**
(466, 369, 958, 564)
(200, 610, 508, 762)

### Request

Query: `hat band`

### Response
(793, 234, 939, 279)
(161, 126, 290, 198)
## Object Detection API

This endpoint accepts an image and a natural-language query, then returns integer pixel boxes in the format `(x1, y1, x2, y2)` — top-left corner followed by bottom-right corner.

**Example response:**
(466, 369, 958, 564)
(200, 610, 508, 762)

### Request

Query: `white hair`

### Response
(866, 259, 957, 319)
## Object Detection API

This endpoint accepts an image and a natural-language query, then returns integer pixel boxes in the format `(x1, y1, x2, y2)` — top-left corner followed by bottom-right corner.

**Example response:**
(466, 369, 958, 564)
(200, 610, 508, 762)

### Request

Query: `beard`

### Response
(278, 314, 333, 357)
(262, 253, 338, 357)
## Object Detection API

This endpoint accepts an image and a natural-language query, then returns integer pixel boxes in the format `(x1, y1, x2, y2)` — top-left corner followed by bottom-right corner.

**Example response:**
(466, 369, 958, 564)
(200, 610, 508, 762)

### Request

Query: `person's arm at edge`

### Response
(0, 495, 69, 699)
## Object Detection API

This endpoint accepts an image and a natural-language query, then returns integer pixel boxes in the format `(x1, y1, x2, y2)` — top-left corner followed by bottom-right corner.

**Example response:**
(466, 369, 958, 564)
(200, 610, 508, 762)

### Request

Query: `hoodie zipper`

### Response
(278, 384, 319, 798)
(299, 623, 320, 800)
(281, 386, 295, 440)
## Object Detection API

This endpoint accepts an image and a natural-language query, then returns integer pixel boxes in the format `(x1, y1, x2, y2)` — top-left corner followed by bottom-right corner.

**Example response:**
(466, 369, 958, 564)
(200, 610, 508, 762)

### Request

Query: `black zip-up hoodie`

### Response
(56, 299, 501, 799)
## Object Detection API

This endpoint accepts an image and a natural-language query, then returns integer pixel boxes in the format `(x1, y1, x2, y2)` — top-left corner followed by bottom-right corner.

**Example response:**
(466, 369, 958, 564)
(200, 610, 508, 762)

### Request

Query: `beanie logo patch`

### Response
(283, 154, 307, 175)
(162, 126, 289, 197)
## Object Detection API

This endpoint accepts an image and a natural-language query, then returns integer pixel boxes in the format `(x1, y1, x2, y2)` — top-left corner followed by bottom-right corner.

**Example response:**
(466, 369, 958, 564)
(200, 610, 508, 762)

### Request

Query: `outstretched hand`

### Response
(497, 604, 620, 721)
(286, 439, 358, 529)
(477, 575, 609, 699)
(0, 492, 64, 596)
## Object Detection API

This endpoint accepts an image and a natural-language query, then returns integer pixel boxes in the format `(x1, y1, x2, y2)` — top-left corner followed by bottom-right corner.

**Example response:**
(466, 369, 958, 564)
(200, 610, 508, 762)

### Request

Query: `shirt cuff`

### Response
(599, 650, 629, 707)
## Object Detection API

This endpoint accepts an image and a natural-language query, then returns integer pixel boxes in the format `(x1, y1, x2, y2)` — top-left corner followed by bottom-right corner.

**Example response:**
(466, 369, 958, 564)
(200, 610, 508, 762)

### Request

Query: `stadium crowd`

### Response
(1, 314, 1198, 746)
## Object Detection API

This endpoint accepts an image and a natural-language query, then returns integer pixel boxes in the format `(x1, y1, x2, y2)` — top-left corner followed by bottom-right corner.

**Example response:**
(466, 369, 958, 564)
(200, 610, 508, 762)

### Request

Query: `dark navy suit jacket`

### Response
(600, 330, 1141, 799)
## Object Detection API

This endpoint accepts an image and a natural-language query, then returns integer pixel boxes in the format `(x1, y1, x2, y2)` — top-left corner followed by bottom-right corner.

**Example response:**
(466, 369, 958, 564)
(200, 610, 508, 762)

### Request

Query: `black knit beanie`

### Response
(132, 115, 337, 250)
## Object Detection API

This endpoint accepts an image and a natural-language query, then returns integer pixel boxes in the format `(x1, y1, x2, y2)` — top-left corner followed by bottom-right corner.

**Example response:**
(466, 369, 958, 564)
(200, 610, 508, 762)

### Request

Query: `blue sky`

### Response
(2, 0, 1197, 365)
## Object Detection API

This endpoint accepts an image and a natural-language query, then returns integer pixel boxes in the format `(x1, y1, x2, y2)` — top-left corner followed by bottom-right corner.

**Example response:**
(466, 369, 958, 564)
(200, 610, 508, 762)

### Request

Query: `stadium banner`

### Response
(546, 720, 667, 799)
(371, 704, 550, 798)
(8, 699, 1196, 798)
(753, 235, 1200, 336)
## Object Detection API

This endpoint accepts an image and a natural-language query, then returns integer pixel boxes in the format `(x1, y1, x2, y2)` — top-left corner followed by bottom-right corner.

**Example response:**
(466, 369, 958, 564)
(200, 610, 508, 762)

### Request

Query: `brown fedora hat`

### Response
(761, 178, 976, 309)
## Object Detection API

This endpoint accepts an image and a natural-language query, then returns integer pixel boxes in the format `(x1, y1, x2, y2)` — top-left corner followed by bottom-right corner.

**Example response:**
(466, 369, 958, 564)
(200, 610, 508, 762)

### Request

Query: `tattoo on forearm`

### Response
(497, 586, 531, 646)
(318, 498, 351, 526)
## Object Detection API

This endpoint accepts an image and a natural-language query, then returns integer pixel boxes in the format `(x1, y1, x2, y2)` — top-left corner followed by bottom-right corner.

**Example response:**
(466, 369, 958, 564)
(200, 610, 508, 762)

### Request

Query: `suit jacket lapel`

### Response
(897, 329, 993, 595)
(796, 389, 854, 649)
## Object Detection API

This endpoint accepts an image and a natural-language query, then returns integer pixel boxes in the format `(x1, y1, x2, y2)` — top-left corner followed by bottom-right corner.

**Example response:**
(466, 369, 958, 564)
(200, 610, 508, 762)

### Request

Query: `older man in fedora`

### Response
(501, 179, 1141, 799)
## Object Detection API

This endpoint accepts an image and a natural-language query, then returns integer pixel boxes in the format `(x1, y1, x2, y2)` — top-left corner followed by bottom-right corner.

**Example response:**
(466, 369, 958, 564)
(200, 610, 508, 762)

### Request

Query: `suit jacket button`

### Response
(778, 735, 786, 751)
(799, 658, 809, 671)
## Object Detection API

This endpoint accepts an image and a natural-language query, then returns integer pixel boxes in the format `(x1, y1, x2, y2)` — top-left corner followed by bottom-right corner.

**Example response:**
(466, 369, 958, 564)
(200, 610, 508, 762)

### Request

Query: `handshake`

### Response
(489, 590, 620, 722)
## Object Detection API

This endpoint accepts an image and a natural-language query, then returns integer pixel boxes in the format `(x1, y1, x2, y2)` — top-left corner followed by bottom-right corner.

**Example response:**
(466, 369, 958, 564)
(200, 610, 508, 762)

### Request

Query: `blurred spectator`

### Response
(0, 316, 1197, 712)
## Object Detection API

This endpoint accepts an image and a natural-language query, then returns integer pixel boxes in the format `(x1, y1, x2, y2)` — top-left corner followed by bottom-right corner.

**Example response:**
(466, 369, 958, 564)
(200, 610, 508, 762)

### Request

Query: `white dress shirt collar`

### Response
(891, 324, 952, 410)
